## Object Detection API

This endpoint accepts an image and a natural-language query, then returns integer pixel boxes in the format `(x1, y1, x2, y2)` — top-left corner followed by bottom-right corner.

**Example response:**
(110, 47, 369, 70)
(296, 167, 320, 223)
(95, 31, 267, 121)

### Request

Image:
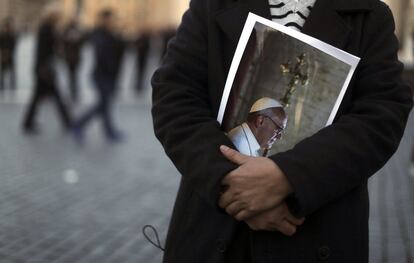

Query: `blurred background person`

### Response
(0, 17, 17, 92)
(22, 4, 72, 134)
(134, 30, 151, 95)
(72, 9, 125, 143)
(62, 17, 85, 103)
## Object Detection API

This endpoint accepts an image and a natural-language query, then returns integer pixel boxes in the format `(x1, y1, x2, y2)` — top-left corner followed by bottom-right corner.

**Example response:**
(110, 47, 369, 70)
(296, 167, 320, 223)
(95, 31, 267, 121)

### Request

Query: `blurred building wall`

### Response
(0, 0, 11, 22)
(60, 0, 189, 36)
(0, 0, 54, 31)
(0, 0, 410, 39)
(0, 0, 188, 35)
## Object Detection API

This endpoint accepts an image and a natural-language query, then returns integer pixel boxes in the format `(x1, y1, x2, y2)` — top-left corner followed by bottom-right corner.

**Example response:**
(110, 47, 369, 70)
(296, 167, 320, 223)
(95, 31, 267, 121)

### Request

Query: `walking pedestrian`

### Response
(22, 5, 71, 134)
(72, 9, 125, 143)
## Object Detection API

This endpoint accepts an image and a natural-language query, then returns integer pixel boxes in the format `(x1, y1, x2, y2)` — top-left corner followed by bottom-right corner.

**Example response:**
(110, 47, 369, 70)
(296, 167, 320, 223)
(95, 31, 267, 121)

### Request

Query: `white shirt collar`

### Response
(241, 123, 262, 157)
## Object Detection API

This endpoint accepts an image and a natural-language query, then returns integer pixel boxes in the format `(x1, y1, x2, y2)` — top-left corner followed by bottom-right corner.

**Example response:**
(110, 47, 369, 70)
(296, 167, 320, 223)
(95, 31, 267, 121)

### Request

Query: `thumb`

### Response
(220, 145, 249, 165)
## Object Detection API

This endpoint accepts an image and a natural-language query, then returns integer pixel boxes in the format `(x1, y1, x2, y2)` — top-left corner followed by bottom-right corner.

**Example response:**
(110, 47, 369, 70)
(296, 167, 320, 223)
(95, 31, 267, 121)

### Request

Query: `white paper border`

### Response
(217, 12, 360, 127)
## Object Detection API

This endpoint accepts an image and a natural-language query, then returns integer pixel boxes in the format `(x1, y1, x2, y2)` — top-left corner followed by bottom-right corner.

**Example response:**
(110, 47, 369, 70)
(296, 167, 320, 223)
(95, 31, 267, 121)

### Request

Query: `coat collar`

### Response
(214, 0, 374, 50)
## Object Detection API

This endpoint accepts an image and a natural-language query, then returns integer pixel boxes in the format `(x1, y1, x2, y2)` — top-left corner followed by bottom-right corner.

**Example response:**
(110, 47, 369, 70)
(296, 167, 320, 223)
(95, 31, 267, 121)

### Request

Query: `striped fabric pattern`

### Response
(268, 0, 316, 31)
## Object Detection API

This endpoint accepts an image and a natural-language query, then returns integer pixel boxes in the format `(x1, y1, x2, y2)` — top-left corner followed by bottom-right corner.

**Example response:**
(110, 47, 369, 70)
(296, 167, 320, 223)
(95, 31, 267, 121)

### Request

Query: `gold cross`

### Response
(280, 53, 309, 107)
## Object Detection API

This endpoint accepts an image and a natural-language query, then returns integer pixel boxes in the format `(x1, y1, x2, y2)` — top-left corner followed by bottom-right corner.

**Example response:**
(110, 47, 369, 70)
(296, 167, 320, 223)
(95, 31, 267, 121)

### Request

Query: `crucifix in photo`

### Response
(280, 53, 310, 108)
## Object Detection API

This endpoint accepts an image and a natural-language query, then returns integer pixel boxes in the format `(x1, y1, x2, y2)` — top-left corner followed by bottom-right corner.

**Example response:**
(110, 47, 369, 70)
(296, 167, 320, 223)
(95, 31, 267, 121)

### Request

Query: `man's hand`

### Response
(218, 145, 293, 221)
(246, 202, 305, 236)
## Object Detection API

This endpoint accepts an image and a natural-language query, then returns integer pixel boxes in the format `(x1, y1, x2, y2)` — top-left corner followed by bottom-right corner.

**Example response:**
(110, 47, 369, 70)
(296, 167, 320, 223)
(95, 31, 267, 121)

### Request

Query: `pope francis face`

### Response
(249, 107, 287, 150)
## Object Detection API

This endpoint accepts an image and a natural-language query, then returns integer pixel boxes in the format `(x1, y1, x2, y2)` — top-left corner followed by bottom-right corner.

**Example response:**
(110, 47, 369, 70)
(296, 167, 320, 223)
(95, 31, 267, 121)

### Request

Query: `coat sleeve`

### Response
(151, 0, 238, 209)
(270, 4, 413, 218)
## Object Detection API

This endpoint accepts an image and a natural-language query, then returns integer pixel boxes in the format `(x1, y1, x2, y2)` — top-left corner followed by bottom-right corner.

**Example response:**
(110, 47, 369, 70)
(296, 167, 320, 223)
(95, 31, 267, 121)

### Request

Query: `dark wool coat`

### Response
(151, 0, 413, 262)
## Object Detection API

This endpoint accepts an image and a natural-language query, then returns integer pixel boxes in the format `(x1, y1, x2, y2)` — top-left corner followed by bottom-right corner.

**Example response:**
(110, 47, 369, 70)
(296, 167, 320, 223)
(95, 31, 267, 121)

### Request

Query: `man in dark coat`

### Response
(72, 9, 125, 142)
(151, 0, 413, 262)
(22, 8, 71, 133)
(0, 18, 17, 91)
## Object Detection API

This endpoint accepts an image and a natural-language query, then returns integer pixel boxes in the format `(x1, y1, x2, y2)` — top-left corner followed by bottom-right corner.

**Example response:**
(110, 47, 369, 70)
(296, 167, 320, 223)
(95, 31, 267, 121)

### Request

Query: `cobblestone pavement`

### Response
(0, 103, 178, 263)
(0, 35, 413, 263)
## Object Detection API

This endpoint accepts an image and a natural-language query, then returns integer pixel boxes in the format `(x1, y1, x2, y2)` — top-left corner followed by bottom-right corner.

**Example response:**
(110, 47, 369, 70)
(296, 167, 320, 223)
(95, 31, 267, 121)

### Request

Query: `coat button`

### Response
(317, 246, 330, 261)
(216, 239, 227, 253)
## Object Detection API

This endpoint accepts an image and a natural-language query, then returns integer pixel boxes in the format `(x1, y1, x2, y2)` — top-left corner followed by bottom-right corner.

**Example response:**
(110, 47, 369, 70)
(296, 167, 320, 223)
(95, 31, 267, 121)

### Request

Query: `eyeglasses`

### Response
(262, 115, 284, 138)
(260, 115, 285, 157)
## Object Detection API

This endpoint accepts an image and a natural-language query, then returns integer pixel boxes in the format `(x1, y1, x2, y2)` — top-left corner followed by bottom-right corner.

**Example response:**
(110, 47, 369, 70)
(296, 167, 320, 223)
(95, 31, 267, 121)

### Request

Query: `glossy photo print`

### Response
(218, 13, 360, 157)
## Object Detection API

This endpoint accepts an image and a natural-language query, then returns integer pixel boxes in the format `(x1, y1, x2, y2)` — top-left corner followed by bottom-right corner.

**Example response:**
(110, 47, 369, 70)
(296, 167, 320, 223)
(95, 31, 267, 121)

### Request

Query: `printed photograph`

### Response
(219, 14, 359, 157)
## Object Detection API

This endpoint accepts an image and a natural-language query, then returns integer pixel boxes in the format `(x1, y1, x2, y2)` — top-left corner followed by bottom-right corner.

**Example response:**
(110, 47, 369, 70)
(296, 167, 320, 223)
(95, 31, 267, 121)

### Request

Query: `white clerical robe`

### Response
(227, 122, 262, 157)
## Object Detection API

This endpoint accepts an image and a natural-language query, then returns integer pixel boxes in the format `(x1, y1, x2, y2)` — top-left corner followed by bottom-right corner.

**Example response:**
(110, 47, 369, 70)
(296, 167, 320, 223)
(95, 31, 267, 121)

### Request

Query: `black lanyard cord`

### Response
(142, 225, 165, 252)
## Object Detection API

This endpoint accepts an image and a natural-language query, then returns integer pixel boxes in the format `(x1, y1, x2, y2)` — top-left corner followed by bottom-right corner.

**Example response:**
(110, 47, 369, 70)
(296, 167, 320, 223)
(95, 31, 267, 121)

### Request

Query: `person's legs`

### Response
(72, 77, 105, 142)
(97, 77, 122, 141)
(73, 76, 122, 142)
(68, 66, 78, 103)
(22, 82, 46, 132)
(50, 84, 72, 129)
(101, 91, 119, 139)
(71, 103, 100, 143)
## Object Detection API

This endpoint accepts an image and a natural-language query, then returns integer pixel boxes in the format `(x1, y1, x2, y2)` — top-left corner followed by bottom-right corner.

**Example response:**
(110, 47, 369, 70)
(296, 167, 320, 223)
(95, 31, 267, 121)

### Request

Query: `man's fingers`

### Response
(220, 145, 249, 165)
(225, 201, 245, 216)
(278, 220, 297, 236)
(218, 191, 235, 209)
(220, 184, 229, 194)
(221, 173, 233, 186)
(286, 214, 305, 226)
(234, 209, 255, 221)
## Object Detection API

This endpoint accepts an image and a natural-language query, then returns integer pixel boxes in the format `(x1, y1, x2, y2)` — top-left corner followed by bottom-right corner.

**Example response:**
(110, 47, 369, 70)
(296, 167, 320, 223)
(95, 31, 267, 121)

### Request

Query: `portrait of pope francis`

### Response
(227, 97, 288, 157)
